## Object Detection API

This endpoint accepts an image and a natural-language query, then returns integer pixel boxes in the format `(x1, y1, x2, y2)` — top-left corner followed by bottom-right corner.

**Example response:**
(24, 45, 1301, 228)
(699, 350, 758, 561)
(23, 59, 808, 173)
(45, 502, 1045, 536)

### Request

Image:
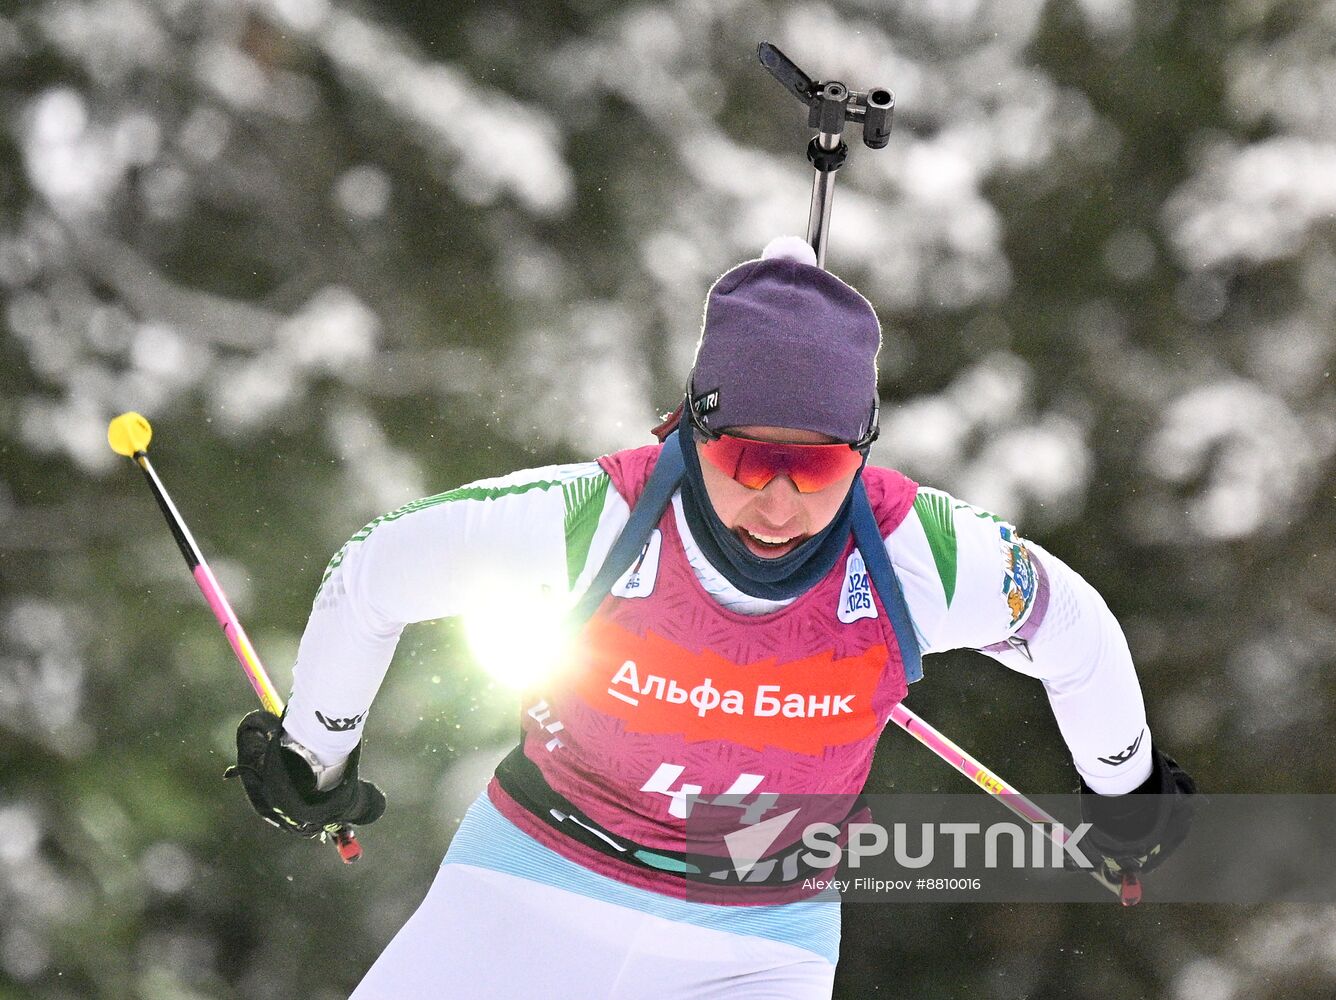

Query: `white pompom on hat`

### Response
(760, 235, 819, 267)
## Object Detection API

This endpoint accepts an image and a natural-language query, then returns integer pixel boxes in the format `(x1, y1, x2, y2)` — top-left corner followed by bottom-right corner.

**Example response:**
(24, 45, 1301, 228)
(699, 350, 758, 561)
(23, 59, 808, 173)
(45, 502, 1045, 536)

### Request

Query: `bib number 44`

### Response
(640, 763, 778, 823)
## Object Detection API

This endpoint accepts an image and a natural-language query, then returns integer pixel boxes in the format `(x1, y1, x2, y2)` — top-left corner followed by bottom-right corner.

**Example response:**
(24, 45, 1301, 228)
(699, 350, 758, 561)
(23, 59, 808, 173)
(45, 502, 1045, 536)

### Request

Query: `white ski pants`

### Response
(348, 796, 838, 999)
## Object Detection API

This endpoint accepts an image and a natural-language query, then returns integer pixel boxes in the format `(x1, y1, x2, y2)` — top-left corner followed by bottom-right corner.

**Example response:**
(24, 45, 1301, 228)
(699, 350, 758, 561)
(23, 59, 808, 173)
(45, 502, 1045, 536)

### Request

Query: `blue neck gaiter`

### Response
(676, 429, 860, 601)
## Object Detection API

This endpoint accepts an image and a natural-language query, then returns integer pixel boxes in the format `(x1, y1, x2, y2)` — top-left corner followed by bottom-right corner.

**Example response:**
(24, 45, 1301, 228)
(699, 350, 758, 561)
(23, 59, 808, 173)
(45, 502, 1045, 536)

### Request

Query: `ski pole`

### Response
(107, 411, 362, 864)
(888, 702, 1140, 905)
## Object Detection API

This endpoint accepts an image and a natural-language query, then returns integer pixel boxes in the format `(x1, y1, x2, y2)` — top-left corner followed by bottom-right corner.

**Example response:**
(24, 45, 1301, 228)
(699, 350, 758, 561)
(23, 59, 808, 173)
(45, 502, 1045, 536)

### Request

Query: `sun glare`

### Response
(462, 584, 573, 690)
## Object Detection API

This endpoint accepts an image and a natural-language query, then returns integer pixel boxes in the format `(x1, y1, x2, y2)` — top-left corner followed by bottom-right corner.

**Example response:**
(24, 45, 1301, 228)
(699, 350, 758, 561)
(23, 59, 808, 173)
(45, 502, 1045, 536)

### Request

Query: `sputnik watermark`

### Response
(688, 794, 1119, 901)
(691, 794, 1336, 903)
(794, 821, 1094, 872)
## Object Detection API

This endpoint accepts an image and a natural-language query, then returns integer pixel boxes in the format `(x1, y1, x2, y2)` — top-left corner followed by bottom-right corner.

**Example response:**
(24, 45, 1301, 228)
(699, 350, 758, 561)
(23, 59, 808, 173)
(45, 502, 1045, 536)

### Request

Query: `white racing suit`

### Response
(283, 455, 1152, 998)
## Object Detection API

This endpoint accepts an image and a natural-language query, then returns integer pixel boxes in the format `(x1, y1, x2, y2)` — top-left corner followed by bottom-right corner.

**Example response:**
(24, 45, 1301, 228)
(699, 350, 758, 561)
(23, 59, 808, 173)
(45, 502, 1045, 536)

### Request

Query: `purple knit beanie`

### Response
(688, 236, 881, 443)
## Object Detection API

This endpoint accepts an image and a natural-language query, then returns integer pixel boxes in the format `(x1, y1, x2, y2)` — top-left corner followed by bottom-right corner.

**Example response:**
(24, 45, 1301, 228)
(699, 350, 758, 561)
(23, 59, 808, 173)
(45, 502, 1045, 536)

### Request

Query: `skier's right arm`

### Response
(276, 464, 627, 782)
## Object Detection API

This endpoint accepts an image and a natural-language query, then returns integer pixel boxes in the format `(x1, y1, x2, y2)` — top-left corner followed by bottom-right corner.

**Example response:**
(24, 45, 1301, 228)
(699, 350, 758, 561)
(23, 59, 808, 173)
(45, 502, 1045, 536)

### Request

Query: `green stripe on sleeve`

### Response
(562, 473, 611, 588)
(913, 491, 959, 607)
(316, 478, 561, 597)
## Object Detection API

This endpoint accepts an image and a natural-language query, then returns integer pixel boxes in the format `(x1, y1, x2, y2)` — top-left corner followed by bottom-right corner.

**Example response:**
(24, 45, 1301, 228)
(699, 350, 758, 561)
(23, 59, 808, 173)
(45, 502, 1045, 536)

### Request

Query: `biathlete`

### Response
(229, 236, 1195, 999)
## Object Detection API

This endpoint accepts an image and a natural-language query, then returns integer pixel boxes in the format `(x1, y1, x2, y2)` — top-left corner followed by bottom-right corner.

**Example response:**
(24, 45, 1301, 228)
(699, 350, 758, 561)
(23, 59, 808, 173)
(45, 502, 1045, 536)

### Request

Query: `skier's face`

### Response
(697, 426, 859, 559)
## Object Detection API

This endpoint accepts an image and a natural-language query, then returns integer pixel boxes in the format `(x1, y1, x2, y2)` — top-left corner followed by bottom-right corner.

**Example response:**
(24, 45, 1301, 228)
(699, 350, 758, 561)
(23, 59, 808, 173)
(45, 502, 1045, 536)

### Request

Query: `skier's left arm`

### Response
(890, 489, 1196, 873)
(978, 535, 1152, 788)
(890, 490, 1151, 790)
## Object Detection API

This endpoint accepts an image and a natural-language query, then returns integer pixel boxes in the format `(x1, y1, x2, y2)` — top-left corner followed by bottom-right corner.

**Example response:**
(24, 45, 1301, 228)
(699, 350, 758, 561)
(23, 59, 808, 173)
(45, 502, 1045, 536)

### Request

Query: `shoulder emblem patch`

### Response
(999, 524, 1038, 628)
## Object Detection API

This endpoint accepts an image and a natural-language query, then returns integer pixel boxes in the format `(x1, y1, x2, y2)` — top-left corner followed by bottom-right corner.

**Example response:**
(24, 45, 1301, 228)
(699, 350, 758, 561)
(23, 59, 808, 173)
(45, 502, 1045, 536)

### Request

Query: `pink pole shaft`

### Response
(888, 702, 1121, 897)
(192, 564, 284, 718)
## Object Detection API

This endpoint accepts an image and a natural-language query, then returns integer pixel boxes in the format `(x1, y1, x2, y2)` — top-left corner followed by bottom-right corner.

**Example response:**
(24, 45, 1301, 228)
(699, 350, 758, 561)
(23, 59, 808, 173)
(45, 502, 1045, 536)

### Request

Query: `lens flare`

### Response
(462, 584, 572, 689)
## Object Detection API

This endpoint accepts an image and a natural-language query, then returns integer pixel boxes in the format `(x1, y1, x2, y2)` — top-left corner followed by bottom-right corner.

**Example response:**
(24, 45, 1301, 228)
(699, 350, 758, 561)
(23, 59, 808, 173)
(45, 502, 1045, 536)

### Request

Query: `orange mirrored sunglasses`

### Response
(696, 432, 864, 493)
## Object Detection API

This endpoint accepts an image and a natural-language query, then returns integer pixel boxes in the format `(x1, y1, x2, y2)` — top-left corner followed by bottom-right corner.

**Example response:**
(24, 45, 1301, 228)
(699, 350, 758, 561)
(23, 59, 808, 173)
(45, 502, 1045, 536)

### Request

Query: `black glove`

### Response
(1078, 747, 1196, 878)
(225, 710, 385, 838)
